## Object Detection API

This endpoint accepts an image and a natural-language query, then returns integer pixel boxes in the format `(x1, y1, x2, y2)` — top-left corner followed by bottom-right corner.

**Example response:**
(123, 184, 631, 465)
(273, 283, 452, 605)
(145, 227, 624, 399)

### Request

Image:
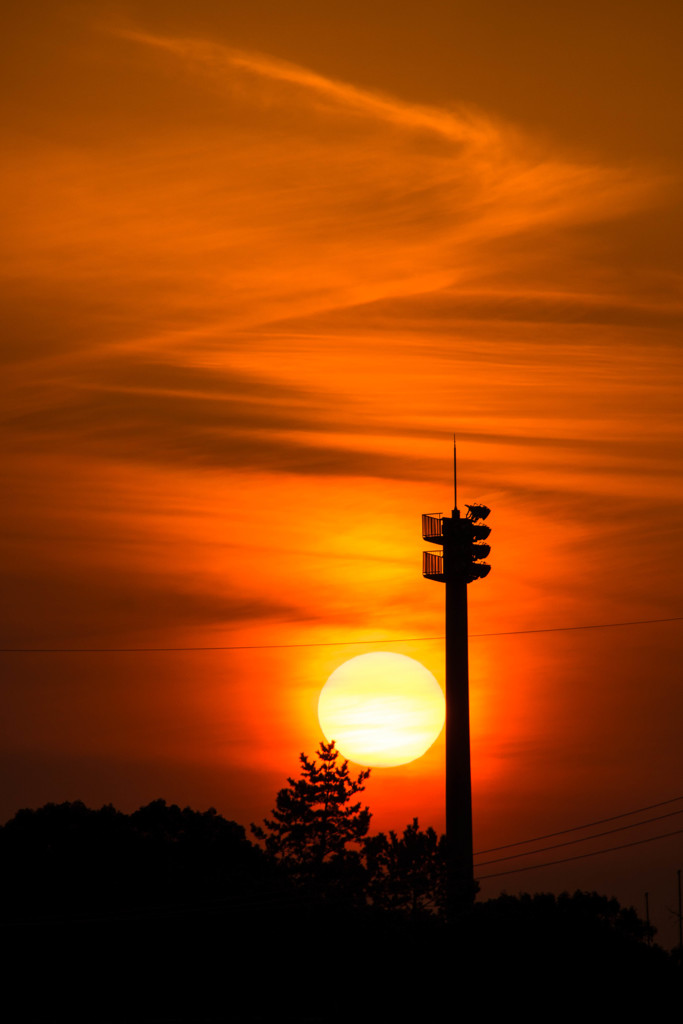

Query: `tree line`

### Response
(2, 742, 679, 1019)
(1, 742, 444, 919)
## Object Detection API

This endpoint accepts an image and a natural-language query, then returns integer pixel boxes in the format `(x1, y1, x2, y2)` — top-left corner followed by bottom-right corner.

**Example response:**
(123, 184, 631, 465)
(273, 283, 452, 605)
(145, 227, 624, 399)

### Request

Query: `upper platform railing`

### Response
(422, 513, 444, 542)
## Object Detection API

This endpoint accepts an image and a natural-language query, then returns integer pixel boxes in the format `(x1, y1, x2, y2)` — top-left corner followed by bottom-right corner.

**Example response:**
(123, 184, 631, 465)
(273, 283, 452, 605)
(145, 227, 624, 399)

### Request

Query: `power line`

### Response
(474, 794, 683, 855)
(470, 615, 683, 639)
(1, 614, 681, 653)
(475, 807, 683, 867)
(476, 826, 683, 881)
(0, 638, 439, 654)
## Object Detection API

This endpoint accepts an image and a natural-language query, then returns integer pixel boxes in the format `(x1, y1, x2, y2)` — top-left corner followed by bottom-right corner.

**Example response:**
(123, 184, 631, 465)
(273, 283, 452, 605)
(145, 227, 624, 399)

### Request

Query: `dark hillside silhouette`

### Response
(2, 787, 679, 1019)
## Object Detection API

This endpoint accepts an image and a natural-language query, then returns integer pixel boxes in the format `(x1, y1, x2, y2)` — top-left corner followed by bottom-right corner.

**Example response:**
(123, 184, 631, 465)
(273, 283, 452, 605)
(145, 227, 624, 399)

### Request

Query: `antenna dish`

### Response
(466, 503, 491, 522)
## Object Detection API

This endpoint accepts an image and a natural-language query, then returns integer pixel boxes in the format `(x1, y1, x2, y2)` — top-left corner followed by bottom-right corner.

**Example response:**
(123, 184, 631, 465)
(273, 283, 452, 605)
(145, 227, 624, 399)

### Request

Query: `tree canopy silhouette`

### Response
(0, 798, 265, 917)
(364, 817, 447, 916)
(3, 797, 678, 1020)
(251, 740, 371, 887)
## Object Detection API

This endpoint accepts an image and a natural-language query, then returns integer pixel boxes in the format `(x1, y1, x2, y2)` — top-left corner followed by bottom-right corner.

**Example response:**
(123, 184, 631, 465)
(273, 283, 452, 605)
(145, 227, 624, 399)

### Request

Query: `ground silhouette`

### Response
(2, 782, 679, 1019)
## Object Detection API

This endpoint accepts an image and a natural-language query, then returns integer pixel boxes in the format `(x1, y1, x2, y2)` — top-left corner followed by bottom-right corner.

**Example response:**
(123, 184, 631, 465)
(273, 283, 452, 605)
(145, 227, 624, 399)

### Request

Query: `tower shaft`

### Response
(444, 564, 474, 909)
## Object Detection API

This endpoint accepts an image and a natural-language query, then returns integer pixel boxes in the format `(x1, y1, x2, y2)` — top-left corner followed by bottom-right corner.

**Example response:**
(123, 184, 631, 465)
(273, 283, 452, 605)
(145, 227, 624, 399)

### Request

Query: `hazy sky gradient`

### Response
(2, 1, 682, 944)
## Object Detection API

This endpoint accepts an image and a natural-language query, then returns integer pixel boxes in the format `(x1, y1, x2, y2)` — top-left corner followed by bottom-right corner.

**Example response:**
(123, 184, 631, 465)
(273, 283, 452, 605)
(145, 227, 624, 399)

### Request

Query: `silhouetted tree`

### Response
(3, 801, 679, 1019)
(251, 741, 371, 894)
(364, 818, 447, 916)
(0, 798, 266, 917)
(472, 889, 657, 947)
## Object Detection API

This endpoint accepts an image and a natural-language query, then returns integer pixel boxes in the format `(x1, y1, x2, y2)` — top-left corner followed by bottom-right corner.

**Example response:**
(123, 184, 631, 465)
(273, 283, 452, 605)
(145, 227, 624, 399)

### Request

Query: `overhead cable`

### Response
(2, 614, 681, 654)
(476, 826, 683, 881)
(475, 807, 683, 867)
(474, 794, 683, 855)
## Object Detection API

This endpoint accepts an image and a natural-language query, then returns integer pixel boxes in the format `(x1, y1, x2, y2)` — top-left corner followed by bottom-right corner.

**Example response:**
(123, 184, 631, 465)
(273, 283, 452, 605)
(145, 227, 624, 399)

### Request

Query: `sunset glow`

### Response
(3, 1, 683, 950)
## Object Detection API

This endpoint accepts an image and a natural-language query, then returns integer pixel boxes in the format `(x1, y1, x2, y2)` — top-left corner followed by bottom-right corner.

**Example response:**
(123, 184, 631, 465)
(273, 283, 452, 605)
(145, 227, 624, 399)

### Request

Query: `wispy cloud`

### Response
(120, 30, 499, 145)
(4, 26, 661, 375)
(4, 20, 679, 641)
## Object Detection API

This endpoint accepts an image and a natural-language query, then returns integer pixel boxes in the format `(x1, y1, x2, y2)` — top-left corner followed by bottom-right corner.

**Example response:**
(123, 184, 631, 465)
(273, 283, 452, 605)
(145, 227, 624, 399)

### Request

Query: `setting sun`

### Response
(318, 652, 445, 767)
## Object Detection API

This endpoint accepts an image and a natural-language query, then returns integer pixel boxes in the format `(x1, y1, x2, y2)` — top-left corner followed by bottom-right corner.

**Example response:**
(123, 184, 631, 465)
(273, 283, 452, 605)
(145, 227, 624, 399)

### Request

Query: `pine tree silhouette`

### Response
(251, 741, 371, 894)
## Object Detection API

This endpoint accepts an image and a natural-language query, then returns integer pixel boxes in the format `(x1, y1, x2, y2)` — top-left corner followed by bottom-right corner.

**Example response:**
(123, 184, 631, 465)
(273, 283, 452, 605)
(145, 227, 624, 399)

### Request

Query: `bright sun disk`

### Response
(318, 652, 445, 767)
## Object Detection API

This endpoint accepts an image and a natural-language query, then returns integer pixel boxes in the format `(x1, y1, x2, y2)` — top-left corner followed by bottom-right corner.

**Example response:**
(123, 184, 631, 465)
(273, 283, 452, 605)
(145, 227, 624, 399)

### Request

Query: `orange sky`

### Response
(2, 2, 683, 944)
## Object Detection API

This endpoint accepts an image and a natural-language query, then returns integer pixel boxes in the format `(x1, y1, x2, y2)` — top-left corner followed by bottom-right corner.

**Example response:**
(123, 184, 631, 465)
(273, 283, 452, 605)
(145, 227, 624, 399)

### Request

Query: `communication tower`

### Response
(422, 445, 491, 912)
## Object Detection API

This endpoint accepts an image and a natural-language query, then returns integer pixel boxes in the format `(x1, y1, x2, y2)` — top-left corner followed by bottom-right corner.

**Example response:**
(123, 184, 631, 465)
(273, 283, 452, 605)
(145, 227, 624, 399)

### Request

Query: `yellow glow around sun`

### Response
(318, 652, 445, 767)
